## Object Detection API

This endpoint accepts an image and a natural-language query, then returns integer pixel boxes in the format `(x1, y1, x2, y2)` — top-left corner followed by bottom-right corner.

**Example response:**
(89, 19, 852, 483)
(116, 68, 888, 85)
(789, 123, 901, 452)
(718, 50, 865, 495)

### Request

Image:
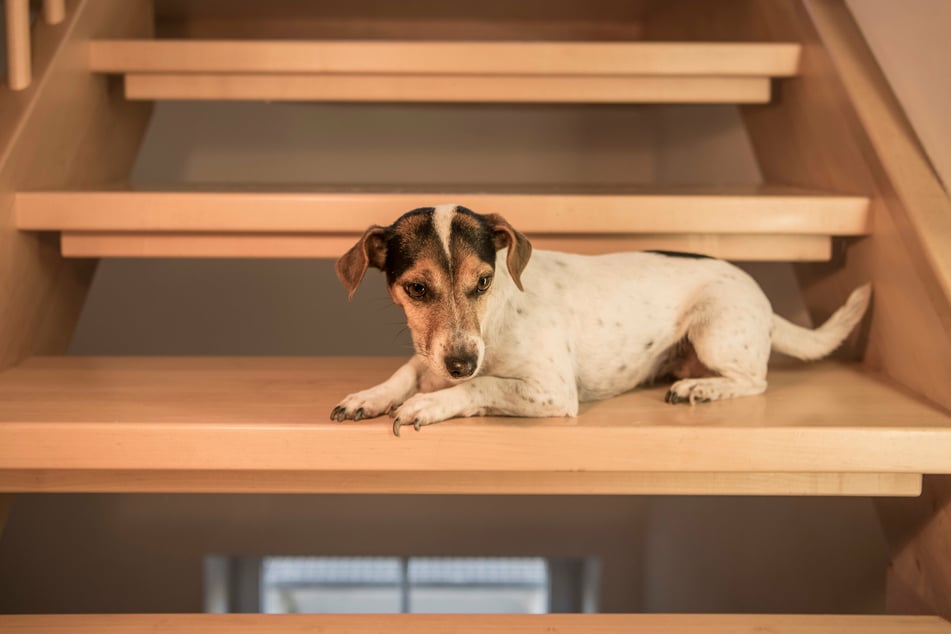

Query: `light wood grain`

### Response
(4, 0, 31, 90)
(16, 187, 870, 234)
(0, 614, 948, 633)
(89, 40, 801, 76)
(0, 358, 948, 483)
(0, 470, 921, 496)
(123, 72, 771, 104)
(43, 0, 66, 25)
(59, 232, 832, 261)
(0, 0, 152, 371)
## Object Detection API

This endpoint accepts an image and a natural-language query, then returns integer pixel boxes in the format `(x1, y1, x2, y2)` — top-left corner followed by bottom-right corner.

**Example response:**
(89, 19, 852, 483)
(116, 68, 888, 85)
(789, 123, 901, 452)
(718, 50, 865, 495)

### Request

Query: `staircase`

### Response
(2, 0, 951, 630)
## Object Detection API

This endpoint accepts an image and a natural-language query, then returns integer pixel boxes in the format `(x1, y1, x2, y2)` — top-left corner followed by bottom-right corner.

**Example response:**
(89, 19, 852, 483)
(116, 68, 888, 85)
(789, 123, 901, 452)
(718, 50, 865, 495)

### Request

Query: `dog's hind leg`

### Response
(665, 291, 771, 405)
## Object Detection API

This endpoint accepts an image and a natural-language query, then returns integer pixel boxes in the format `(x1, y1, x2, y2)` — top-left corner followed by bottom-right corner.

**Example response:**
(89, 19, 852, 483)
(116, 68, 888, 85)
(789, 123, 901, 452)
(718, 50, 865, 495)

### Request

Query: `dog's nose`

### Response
(445, 355, 477, 379)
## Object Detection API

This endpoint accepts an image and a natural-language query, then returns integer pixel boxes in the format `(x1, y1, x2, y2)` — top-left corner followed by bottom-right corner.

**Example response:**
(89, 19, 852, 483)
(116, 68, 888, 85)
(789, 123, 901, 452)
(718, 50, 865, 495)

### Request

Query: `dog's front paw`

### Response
(391, 393, 457, 436)
(331, 388, 401, 422)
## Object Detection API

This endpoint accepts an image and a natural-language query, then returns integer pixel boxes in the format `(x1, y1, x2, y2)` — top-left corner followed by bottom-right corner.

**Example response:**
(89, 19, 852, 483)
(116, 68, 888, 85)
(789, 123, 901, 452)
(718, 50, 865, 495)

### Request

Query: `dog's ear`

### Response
(336, 226, 387, 300)
(485, 214, 532, 291)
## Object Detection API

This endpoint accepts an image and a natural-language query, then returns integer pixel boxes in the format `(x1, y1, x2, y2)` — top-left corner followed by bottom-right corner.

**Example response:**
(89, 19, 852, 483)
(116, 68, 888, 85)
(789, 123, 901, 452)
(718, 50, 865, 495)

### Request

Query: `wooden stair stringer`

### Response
(0, 0, 153, 372)
(644, 0, 951, 619)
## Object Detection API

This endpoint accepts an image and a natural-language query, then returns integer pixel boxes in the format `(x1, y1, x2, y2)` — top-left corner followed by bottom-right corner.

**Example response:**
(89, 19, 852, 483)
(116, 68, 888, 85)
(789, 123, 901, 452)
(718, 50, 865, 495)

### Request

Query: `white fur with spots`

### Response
(332, 207, 871, 434)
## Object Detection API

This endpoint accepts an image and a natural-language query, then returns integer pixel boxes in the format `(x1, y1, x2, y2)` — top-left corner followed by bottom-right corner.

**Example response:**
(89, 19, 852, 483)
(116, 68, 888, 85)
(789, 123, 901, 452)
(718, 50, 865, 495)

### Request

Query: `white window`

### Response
(205, 556, 599, 614)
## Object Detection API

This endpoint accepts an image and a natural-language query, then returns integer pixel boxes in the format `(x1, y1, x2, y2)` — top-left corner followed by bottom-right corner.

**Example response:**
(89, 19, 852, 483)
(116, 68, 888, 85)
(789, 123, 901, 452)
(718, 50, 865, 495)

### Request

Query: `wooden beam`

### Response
(0, 614, 948, 633)
(58, 232, 833, 261)
(0, 470, 922, 497)
(88, 40, 802, 76)
(123, 73, 772, 104)
(16, 187, 870, 235)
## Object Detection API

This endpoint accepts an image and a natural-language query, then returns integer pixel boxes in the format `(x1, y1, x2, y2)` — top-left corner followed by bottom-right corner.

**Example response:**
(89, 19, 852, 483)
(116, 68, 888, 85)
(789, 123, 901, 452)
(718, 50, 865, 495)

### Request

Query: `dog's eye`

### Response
(403, 282, 428, 300)
(475, 275, 493, 294)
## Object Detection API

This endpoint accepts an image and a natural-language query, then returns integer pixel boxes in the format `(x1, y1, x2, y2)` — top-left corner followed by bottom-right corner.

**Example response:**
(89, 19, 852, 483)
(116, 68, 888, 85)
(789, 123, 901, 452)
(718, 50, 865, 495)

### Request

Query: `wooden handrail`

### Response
(2, 0, 68, 91)
(4, 0, 30, 90)
(43, 0, 66, 25)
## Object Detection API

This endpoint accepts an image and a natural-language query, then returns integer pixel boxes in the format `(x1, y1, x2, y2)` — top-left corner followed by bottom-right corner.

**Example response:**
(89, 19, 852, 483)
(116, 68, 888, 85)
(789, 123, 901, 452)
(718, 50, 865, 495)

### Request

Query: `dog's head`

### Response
(337, 204, 532, 382)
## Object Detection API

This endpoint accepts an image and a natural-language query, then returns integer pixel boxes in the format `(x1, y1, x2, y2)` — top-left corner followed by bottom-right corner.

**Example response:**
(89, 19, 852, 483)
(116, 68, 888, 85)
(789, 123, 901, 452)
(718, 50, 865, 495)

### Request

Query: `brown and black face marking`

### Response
(336, 205, 531, 382)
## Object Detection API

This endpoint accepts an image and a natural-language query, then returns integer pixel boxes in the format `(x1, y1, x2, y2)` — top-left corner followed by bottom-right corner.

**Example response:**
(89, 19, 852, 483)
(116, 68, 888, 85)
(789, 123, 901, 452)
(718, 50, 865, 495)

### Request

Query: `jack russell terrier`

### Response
(331, 204, 871, 436)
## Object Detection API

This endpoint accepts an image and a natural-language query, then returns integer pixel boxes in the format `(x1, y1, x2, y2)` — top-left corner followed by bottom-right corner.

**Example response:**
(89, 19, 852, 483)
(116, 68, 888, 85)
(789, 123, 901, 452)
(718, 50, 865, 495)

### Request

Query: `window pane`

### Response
(264, 586, 402, 614)
(409, 558, 548, 586)
(258, 556, 552, 614)
(409, 558, 548, 614)
(410, 586, 547, 614)
(262, 557, 402, 614)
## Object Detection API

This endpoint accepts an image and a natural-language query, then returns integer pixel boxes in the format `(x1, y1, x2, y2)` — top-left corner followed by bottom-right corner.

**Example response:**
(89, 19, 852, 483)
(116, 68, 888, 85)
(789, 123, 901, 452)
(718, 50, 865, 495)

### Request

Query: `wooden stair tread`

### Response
(120, 73, 774, 104)
(89, 40, 802, 76)
(88, 40, 799, 103)
(0, 614, 947, 633)
(15, 186, 869, 260)
(16, 186, 869, 234)
(0, 357, 949, 497)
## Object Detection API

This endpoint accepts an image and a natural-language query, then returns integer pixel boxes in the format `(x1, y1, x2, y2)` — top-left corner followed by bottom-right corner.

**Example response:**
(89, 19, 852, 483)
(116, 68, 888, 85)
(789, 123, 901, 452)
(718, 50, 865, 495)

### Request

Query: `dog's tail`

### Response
(770, 284, 871, 361)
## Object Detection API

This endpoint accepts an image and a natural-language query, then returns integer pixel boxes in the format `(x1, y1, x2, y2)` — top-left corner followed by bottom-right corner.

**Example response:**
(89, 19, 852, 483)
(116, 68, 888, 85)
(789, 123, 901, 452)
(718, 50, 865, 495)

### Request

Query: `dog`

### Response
(331, 204, 871, 436)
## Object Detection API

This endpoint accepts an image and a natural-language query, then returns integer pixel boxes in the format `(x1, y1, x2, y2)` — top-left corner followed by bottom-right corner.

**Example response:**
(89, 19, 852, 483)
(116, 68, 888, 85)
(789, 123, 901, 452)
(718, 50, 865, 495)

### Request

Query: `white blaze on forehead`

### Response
(432, 204, 456, 263)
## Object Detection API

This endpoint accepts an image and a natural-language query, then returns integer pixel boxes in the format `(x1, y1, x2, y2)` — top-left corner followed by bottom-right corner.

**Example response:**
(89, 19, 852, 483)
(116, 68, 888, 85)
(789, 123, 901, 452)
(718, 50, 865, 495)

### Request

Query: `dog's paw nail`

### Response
(392, 419, 402, 437)
(353, 408, 365, 421)
(664, 390, 673, 404)
(330, 406, 345, 421)
(413, 419, 421, 431)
